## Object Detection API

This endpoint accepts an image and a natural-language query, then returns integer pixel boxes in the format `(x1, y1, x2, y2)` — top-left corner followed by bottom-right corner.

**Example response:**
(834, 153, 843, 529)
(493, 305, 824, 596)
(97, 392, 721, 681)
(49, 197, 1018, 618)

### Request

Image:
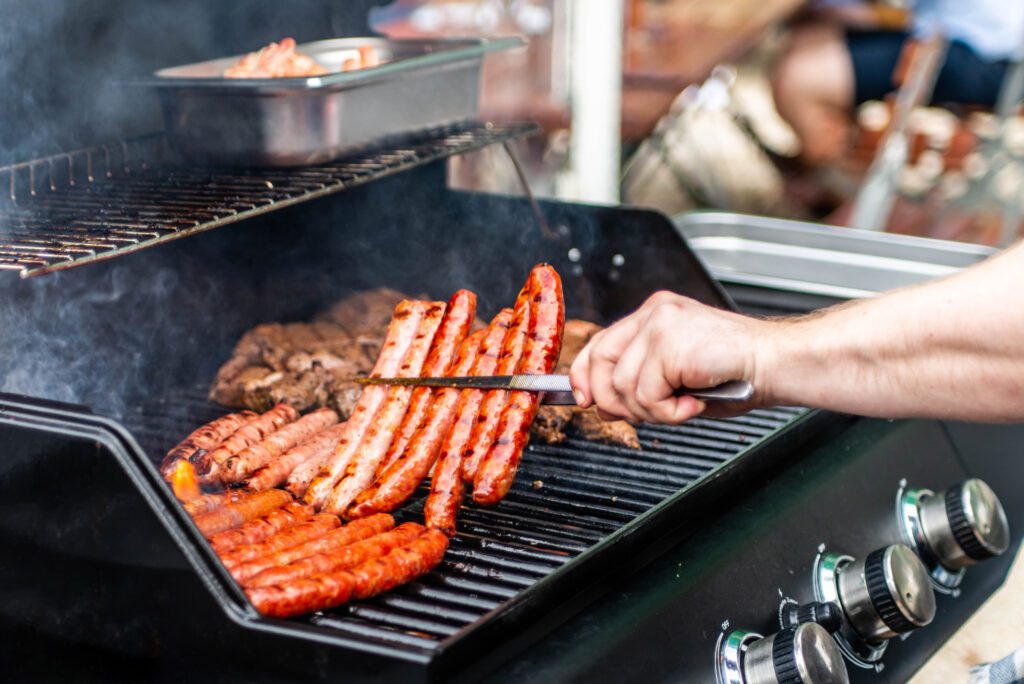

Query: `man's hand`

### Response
(569, 292, 767, 425)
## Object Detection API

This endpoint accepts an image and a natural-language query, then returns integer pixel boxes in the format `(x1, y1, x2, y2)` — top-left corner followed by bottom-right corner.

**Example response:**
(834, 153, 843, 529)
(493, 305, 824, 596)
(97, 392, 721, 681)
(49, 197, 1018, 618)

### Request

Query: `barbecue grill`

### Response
(2, 3, 1022, 682)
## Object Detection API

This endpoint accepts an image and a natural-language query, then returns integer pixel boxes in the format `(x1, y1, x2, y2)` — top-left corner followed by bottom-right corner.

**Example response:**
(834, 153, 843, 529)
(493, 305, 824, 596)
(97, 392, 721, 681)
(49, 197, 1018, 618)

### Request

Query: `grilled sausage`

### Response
(244, 422, 348, 492)
(305, 301, 428, 508)
(244, 522, 424, 587)
(193, 489, 293, 538)
(160, 410, 256, 480)
(349, 529, 449, 600)
(375, 290, 476, 475)
(321, 302, 447, 515)
(182, 489, 253, 517)
(193, 404, 299, 485)
(220, 408, 339, 484)
(422, 310, 512, 535)
(349, 329, 485, 518)
(460, 281, 534, 483)
(245, 528, 448, 618)
(209, 502, 314, 555)
(473, 265, 564, 504)
(229, 513, 393, 583)
(221, 513, 342, 571)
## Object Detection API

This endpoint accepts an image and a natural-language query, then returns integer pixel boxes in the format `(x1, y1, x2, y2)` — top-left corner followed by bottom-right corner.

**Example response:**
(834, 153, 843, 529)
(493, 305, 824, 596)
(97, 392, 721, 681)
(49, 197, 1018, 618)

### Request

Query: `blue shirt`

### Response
(913, 0, 1024, 61)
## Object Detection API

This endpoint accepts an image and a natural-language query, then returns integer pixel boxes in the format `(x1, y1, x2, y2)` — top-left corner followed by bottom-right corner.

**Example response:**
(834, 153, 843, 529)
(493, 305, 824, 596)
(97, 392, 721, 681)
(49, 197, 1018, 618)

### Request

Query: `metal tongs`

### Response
(356, 374, 754, 405)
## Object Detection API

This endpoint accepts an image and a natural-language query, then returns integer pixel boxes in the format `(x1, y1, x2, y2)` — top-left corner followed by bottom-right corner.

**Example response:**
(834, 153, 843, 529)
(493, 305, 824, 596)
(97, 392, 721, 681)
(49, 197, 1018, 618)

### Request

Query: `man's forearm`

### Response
(757, 243, 1024, 421)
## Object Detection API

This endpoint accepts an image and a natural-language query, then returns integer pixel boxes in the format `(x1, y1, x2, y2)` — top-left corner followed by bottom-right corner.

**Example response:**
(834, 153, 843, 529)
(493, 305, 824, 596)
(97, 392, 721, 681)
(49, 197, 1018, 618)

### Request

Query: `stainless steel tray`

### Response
(133, 37, 522, 167)
(675, 211, 994, 299)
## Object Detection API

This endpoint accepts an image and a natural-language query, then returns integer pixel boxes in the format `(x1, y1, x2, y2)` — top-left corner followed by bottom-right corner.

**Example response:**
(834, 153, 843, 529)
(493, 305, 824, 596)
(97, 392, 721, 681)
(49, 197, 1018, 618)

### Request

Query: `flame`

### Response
(171, 460, 202, 503)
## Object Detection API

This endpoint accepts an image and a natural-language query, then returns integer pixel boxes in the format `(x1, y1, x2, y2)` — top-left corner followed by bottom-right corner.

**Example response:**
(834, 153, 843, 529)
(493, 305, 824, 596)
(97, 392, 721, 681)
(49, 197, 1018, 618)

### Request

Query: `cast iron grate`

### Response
(123, 389, 807, 657)
(0, 121, 538, 279)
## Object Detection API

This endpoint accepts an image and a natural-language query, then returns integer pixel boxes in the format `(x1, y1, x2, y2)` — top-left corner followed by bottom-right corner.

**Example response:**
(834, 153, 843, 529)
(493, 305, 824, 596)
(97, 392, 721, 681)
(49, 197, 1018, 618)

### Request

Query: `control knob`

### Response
(835, 544, 936, 641)
(718, 623, 849, 684)
(916, 479, 1009, 570)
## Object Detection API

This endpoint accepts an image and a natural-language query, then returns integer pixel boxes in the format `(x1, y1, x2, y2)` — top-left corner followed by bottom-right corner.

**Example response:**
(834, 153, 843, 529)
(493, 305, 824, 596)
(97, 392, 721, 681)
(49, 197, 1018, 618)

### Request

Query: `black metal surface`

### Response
(118, 385, 812, 671)
(0, 121, 536, 278)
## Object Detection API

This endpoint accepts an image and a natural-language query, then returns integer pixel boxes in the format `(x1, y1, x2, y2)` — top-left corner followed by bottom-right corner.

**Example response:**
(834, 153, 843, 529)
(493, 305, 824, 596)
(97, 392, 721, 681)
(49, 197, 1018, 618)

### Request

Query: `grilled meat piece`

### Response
(209, 289, 413, 416)
(572, 407, 641, 449)
(530, 405, 574, 444)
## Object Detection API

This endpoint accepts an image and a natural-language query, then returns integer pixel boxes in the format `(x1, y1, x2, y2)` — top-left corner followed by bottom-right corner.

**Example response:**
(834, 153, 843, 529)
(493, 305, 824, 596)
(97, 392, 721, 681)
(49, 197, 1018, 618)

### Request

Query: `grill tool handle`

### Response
(676, 380, 754, 402)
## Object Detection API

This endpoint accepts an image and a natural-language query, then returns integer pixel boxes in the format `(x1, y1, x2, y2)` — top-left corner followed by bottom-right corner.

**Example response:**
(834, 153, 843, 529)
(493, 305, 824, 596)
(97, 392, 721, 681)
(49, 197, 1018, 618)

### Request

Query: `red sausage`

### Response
(220, 408, 339, 484)
(244, 422, 348, 492)
(422, 310, 512, 536)
(350, 328, 485, 519)
(321, 302, 446, 515)
(193, 404, 299, 486)
(160, 410, 255, 480)
(193, 489, 294, 538)
(244, 522, 424, 588)
(221, 513, 342, 571)
(305, 301, 428, 508)
(228, 513, 394, 583)
(375, 290, 476, 475)
(461, 281, 534, 483)
(473, 265, 564, 504)
(209, 502, 314, 555)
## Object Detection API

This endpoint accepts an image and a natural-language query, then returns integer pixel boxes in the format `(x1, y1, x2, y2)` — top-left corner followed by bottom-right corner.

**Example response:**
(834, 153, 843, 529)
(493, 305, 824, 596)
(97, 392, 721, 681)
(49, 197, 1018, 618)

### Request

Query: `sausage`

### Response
(193, 489, 293, 538)
(422, 310, 512, 536)
(193, 404, 299, 485)
(244, 522, 424, 588)
(305, 300, 428, 508)
(285, 449, 332, 498)
(220, 408, 339, 484)
(229, 513, 393, 583)
(182, 489, 253, 518)
(473, 265, 564, 504)
(221, 513, 342, 571)
(375, 290, 476, 475)
(349, 328, 485, 519)
(349, 529, 449, 600)
(159, 410, 256, 480)
(245, 529, 448, 618)
(320, 302, 447, 515)
(460, 281, 534, 482)
(209, 502, 314, 555)
(244, 422, 348, 492)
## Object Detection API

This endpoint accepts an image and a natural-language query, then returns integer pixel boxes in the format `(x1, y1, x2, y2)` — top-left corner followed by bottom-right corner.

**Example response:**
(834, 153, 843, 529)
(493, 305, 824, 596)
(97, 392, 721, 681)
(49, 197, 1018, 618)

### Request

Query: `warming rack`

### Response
(0, 121, 537, 279)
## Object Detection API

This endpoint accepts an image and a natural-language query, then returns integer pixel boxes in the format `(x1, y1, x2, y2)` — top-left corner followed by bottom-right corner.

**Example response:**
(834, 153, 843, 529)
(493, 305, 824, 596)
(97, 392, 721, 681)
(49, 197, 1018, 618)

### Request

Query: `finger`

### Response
(611, 329, 658, 423)
(589, 351, 633, 421)
(569, 340, 595, 407)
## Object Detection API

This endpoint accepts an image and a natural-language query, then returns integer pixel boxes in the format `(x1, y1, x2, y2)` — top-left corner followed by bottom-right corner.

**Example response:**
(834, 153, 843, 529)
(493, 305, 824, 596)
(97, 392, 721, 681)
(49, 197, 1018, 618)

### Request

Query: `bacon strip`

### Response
(209, 502, 313, 555)
(221, 513, 341, 570)
(160, 410, 256, 480)
(305, 301, 428, 508)
(193, 404, 299, 486)
(474, 266, 564, 504)
(375, 290, 476, 475)
(321, 302, 447, 515)
(193, 489, 293, 538)
(220, 408, 339, 484)
(245, 422, 347, 492)
(245, 522, 424, 588)
(246, 529, 448, 618)
(229, 513, 393, 583)
(349, 328, 485, 518)
(422, 310, 512, 535)
(461, 281, 535, 482)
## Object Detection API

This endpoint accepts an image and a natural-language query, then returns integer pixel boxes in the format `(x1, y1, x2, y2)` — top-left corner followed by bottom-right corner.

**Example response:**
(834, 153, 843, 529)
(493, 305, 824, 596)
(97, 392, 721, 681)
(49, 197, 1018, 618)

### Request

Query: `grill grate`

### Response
(123, 389, 807, 657)
(0, 122, 537, 279)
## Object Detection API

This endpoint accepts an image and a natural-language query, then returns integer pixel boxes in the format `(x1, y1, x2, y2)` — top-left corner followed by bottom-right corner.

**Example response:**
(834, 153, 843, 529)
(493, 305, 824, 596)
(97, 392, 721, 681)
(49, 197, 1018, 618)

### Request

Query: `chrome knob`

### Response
(918, 479, 1009, 570)
(836, 544, 936, 641)
(741, 624, 849, 684)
